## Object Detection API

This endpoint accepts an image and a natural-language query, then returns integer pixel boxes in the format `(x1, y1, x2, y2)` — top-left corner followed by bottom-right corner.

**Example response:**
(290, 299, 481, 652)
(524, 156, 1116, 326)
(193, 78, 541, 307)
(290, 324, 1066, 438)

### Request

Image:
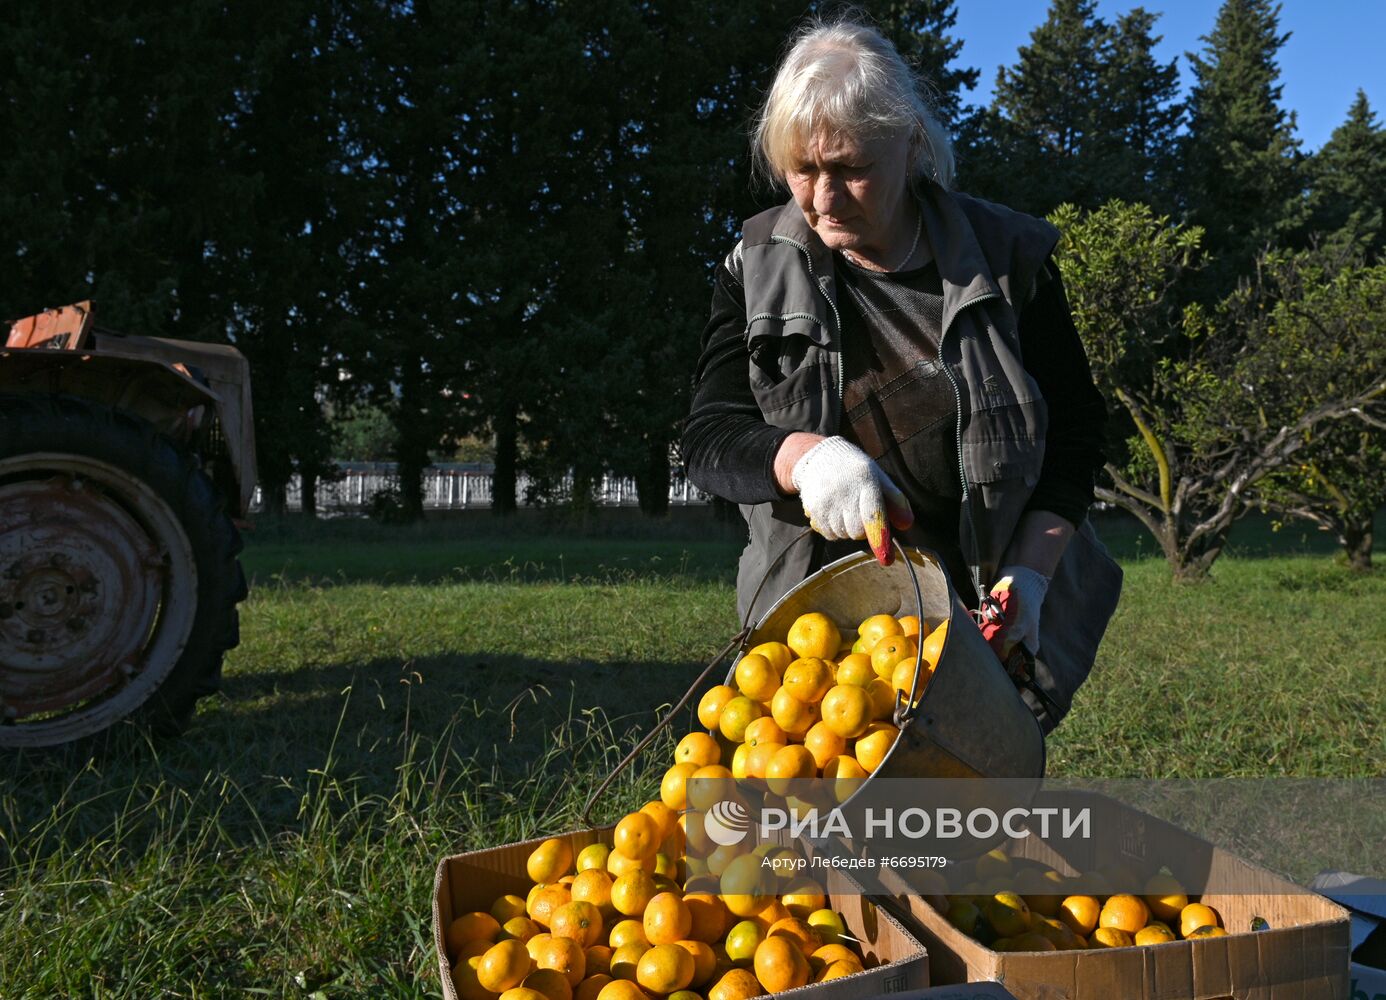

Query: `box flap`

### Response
(1310, 871, 1386, 921)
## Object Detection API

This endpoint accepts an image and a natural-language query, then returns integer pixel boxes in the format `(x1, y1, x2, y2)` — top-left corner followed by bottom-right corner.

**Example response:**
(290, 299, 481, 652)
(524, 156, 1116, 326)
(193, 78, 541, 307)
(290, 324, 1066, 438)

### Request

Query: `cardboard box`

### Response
(874, 792, 1351, 999)
(433, 826, 930, 999)
(1308, 871, 1386, 1000)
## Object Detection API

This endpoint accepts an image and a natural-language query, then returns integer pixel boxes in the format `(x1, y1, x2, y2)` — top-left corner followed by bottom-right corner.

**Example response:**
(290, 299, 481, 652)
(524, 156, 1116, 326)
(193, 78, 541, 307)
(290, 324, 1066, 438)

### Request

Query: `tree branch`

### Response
(1306, 460, 1352, 514)
(1096, 481, 1165, 541)
(1114, 387, 1172, 514)
(1188, 377, 1386, 544)
(1347, 406, 1386, 431)
(1103, 464, 1166, 512)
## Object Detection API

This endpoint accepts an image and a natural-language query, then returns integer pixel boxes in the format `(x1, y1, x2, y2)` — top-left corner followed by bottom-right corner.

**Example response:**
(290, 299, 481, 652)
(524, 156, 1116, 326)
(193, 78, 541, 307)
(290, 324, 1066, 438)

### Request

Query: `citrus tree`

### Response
(1235, 250, 1386, 570)
(1051, 200, 1386, 579)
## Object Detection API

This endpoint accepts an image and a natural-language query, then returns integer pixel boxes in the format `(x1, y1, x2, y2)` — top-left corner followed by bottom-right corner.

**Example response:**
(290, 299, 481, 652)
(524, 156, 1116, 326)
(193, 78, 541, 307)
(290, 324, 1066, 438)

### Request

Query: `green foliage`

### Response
(1048, 201, 1203, 396)
(450, 436, 495, 464)
(0, 1, 257, 333)
(1052, 201, 1386, 580)
(1229, 249, 1386, 567)
(1180, 0, 1303, 296)
(1302, 91, 1386, 257)
(334, 405, 397, 463)
(963, 1, 1181, 213)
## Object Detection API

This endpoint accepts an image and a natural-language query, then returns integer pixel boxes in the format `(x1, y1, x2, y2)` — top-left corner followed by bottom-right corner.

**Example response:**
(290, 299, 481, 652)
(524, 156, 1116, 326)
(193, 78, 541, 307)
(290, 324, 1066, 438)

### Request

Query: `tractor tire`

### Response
(0, 394, 245, 747)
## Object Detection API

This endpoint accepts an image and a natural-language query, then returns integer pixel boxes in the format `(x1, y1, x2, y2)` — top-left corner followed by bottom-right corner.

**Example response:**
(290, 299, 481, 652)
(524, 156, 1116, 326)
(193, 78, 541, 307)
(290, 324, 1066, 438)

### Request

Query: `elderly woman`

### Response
(682, 19, 1121, 732)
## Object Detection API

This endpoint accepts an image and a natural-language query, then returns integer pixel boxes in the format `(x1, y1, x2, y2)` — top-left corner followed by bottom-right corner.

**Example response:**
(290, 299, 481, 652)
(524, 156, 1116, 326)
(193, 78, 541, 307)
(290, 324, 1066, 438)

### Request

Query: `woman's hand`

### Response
(985, 511, 1075, 657)
(780, 435, 914, 565)
(982, 565, 1050, 658)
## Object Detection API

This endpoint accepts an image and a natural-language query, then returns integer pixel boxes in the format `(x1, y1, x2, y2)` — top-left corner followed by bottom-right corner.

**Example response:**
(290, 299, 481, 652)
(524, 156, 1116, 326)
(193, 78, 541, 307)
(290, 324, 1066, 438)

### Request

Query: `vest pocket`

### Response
(964, 436, 1045, 484)
(745, 315, 833, 393)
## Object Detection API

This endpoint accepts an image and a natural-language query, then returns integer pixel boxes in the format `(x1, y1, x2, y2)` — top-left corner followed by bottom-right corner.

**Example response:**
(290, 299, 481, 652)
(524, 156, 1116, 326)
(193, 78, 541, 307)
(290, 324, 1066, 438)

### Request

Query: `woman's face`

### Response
(785, 129, 913, 258)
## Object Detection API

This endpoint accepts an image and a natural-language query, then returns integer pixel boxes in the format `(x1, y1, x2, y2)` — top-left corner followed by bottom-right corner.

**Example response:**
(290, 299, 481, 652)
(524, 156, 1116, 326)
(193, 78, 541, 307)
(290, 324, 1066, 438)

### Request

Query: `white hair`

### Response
(753, 17, 955, 190)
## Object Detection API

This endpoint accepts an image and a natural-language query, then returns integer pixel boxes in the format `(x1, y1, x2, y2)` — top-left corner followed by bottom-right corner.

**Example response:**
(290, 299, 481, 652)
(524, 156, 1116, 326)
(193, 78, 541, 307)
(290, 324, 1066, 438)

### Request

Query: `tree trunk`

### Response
(492, 397, 517, 515)
(300, 469, 318, 518)
(262, 480, 288, 518)
(1171, 531, 1228, 582)
(637, 439, 671, 517)
(1340, 515, 1374, 571)
(570, 460, 599, 529)
(396, 435, 428, 523)
(394, 373, 429, 524)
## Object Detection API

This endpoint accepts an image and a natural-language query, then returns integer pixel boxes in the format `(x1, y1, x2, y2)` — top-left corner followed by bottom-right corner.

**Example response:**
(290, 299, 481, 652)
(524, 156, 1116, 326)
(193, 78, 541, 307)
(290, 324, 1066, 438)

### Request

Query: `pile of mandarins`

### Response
(446, 819, 870, 1000)
(685, 610, 947, 795)
(935, 848, 1229, 951)
(445, 608, 943, 999)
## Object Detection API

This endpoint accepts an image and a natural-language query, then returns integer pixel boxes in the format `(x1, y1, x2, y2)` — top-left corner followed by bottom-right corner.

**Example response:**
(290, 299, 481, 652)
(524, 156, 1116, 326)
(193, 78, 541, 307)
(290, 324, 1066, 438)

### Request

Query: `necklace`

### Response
(844, 209, 922, 272)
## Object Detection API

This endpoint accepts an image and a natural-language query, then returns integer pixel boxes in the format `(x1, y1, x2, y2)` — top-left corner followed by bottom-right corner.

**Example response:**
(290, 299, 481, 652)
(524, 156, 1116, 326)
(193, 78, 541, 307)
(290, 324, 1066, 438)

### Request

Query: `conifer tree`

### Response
(1303, 91, 1386, 257)
(1180, 0, 1302, 296)
(1095, 9, 1183, 212)
(964, 2, 1180, 213)
(980, 0, 1107, 210)
(869, 0, 979, 130)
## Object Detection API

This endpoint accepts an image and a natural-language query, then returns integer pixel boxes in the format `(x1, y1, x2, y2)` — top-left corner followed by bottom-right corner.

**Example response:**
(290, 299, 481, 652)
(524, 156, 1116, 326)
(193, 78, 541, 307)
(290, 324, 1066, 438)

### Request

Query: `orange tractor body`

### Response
(0, 302, 255, 746)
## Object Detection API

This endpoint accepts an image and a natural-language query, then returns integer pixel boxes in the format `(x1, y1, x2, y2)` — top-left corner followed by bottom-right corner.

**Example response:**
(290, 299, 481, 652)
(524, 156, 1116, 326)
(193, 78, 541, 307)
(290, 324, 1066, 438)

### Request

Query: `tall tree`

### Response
(0, 1, 356, 518)
(344, 0, 482, 522)
(507, 0, 806, 516)
(0, 1, 255, 332)
(1095, 9, 1183, 212)
(975, 0, 1108, 211)
(961, 2, 1180, 213)
(443, 0, 611, 518)
(868, 1, 979, 131)
(218, 2, 369, 517)
(1302, 91, 1386, 257)
(1180, 0, 1302, 296)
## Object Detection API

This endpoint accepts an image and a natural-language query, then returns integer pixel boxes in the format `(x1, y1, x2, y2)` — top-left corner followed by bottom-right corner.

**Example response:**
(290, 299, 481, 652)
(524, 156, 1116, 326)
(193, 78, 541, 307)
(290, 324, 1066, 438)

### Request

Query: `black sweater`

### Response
(681, 256, 1107, 528)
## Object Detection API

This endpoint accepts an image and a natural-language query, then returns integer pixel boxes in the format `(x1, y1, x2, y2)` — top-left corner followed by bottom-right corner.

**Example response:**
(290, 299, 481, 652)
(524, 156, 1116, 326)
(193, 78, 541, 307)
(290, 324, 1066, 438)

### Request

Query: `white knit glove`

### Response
(987, 565, 1050, 657)
(791, 437, 914, 565)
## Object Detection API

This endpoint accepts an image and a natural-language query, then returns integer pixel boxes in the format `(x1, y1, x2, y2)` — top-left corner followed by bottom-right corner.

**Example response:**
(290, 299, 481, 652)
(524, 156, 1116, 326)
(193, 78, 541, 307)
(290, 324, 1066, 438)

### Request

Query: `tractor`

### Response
(0, 302, 253, 747)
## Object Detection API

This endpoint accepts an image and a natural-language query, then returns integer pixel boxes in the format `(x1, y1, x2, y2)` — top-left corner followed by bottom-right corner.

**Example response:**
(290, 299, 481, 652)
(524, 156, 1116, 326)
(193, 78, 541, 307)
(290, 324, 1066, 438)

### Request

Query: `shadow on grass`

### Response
(0, 650, 706, 864)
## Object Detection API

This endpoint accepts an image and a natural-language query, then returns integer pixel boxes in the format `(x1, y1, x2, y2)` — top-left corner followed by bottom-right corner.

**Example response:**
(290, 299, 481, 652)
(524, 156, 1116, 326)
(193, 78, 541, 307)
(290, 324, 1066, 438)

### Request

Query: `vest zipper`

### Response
(771, 235, 844, 422)
(772, 233, 1002, 597)
(942, 291, 1001, 601)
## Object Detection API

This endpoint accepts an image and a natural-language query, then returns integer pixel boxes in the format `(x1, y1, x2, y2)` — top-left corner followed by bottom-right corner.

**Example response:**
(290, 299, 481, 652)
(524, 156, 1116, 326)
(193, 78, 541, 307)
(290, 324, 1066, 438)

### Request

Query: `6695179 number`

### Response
(877, 855, 950, 869)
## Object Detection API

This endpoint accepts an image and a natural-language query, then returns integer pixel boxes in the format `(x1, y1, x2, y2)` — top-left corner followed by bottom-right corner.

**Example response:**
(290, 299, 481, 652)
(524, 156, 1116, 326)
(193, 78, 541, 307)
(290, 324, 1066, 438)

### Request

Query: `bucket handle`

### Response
(579, 624, 752, 827)
(580, 526, 814, 825)
(886, 541, 928, 731)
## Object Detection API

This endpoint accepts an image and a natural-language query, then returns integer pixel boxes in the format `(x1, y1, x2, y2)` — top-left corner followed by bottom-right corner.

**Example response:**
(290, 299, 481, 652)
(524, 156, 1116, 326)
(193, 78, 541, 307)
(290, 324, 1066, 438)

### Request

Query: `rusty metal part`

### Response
(0, 453, 198, 747)
(6, 302, 93, 350)
(0, 304, 256, 516)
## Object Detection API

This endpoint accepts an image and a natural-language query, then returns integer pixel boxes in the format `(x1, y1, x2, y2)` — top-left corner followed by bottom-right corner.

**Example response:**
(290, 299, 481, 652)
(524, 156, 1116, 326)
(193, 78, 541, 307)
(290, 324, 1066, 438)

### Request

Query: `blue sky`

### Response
(950, 1, 1385, 151)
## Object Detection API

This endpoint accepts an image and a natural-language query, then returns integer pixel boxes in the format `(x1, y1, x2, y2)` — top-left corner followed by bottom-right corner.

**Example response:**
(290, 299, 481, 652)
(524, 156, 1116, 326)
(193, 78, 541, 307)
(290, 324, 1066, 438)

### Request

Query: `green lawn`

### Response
(0, 508, 1381, 997)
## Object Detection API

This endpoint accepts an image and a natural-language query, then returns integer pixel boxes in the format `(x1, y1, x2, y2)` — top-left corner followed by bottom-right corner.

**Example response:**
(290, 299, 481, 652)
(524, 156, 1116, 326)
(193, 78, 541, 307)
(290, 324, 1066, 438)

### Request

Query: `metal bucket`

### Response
(739, 542, 1046, 870)
(581, 540, 1044, 867)
(739, 544, 1045, 783)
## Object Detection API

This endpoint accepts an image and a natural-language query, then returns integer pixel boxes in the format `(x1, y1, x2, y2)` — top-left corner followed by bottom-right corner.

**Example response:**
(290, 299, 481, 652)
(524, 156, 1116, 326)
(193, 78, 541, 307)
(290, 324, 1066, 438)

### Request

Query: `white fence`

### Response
(250, 463, 713, 513)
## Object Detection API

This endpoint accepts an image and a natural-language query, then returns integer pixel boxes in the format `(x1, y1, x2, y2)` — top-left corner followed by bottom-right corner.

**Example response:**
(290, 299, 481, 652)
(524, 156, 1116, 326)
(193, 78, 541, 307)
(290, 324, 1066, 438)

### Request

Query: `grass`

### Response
(0, 507, 1382, 997)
